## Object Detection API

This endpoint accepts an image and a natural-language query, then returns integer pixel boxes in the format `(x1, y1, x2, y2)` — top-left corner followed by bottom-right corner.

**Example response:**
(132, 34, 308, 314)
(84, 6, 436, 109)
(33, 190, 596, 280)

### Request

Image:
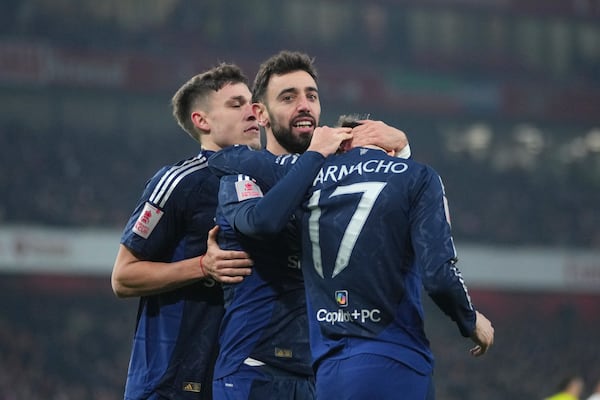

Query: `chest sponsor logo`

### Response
(132, 202, 163, 239)
(318, 289, 380, 324)
(317, 308, 381, 325)
(335, 290, 348, 307)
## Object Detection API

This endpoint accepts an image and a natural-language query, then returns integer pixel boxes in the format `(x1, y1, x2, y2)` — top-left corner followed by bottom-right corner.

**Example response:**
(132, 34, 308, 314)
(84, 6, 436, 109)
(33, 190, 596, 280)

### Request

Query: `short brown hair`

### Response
(252, 51, 317, 104)
(171, 63, 248, 142)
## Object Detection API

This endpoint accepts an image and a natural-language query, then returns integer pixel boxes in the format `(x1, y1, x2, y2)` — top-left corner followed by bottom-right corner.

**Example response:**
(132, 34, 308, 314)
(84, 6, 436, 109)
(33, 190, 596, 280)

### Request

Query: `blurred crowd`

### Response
(0, 275, 598, 400)
(427, 290, 600, 400)
(1, 119, 599, 249)
(0, 120, 184, 229)
(0, 275, 135, 400)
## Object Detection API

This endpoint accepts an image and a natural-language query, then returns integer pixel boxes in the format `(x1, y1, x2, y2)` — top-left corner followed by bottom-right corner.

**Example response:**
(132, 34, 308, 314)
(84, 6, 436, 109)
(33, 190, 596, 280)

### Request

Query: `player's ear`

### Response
(191, 110, 210, 133)
(253, 103, 269, 127)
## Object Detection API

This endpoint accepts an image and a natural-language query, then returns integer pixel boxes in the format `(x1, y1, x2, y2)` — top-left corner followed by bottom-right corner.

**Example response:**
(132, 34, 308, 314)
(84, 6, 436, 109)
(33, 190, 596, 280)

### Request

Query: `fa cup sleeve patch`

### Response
(234, 178, 264, 201)
(133, 202, 164, 239)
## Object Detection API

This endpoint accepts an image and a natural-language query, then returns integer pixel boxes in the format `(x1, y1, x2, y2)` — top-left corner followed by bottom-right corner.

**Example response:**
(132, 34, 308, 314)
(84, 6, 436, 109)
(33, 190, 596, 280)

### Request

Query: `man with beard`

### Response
(206, 51, 409, 400)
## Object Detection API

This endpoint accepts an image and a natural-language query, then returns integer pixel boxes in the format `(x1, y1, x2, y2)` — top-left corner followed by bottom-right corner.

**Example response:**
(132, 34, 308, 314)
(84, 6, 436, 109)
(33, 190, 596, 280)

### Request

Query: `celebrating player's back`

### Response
(300, 145, 490, 398)
(209, 121, 493, 400)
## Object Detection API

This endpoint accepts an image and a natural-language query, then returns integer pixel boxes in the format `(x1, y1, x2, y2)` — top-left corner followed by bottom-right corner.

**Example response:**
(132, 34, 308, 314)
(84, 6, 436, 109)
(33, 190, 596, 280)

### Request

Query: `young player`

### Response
(111, 64, 257, 400)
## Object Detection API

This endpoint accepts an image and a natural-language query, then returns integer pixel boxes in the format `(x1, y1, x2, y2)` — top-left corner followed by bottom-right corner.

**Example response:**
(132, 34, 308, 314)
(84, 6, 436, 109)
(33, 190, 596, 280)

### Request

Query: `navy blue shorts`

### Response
(213, 364, 315, 400)
(315, 353, 434, 400)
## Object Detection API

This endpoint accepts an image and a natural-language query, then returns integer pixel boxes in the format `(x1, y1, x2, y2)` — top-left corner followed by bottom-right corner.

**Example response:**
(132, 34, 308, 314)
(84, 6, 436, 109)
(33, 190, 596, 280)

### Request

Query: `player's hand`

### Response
(349, 120, 409, 156)
(203, 226, 253, 283)
(307, 125, 353, 157)
(469, 310, 494, 357)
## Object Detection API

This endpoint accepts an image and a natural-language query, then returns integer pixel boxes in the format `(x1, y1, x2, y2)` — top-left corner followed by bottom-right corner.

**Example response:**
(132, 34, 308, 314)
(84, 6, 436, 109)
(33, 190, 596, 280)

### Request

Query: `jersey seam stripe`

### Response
(151, 157, 205, 204)
(156, 164, 206, 208)
(150, 157, 208, 207)
(151, 157, 202, 201)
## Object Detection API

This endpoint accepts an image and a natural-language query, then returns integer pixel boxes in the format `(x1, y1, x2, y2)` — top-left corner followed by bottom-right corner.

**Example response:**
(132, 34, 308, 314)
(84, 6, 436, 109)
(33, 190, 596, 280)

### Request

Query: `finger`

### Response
(217, 276, 246, 284)
(221, 267, 253, 277)
(221, 259, 254, 269)
(207, 225, 219, 245)
(470, 345, 483, 356)
(223, 251, 253, 263)
(340, 133, 353, 142)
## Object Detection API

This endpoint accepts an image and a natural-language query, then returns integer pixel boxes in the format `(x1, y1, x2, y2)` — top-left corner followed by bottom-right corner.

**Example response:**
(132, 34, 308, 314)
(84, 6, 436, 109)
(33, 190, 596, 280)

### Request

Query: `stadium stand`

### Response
(0, 1, 598, 398)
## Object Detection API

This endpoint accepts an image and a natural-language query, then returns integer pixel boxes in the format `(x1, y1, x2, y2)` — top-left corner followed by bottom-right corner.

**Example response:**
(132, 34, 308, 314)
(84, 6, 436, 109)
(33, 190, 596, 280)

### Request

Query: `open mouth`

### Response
(292, 118, 315, 130)
(294, 121, 313, 128)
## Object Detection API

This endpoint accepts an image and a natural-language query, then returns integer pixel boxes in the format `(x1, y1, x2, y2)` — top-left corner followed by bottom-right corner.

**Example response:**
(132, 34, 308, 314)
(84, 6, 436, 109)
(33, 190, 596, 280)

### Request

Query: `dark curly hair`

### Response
(252, 50, 318, 104)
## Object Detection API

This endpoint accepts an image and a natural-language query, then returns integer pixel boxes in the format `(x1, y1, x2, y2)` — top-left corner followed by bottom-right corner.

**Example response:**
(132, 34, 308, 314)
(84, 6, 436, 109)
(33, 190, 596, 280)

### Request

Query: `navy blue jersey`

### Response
(300, 147, 475, 373)
(120, 151, 223, 400)
(209, 146, 476, 376)
(208, 148, 325, 380)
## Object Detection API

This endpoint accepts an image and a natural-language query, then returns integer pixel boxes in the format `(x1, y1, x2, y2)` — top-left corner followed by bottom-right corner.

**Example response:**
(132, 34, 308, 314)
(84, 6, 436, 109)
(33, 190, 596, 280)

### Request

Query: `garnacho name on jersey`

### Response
(313, 159, 408, 186)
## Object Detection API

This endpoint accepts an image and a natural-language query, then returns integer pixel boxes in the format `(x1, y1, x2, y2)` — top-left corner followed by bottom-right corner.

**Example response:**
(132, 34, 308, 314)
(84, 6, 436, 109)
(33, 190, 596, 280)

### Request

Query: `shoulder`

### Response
(208, 146, 275, 177)
(147, 155, 212, 208)
(377, 156, 444, 198)
(398, 157, 440, 182)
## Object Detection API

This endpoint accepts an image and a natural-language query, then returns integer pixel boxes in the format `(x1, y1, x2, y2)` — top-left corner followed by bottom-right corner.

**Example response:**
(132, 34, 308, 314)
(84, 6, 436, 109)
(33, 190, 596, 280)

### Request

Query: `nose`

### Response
(297, 95, 311, 113)
(245, 103, 257, 120)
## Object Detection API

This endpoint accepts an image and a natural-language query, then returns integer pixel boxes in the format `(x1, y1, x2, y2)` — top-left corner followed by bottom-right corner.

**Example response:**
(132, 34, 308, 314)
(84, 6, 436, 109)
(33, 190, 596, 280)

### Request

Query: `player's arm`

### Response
(209, 145, 284, 181)
(219, 150, 324, 237)
(112, 164, 254, 296)
(348, 119, 411, 158)
(409, 168, 492, 346)
(220, 126, 352, 237)
(111, 244, 205, 297)
(111, 225, 253, 296)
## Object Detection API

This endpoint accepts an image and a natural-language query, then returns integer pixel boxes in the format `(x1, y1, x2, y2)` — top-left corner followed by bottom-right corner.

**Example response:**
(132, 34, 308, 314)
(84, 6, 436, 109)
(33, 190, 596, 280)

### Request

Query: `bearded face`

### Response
(270, 110, 316, 154)
(261, 70, 321, 154)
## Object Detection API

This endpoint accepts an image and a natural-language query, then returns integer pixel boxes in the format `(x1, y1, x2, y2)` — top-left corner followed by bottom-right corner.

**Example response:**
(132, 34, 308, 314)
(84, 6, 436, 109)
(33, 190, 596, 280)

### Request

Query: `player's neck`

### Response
(265, 131, 291, 156)
(358, 145, 394, 156)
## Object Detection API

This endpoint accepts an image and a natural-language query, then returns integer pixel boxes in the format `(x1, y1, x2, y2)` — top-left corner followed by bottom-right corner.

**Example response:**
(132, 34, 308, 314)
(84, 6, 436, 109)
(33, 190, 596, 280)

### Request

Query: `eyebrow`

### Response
(226, 95, 249, 103)
(277, 86, 319, 98)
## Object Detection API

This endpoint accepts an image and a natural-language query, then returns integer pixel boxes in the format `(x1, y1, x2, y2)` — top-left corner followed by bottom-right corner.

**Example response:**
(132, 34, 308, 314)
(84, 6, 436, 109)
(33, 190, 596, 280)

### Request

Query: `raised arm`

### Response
(215, 126, 352, 237)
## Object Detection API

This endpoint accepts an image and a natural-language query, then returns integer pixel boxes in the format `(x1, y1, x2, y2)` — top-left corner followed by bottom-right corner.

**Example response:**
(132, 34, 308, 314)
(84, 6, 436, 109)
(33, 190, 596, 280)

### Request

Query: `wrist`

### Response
(199, 255, 207, 278)
(303, 150, 326, 160)
(396, 143, 411, 159)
